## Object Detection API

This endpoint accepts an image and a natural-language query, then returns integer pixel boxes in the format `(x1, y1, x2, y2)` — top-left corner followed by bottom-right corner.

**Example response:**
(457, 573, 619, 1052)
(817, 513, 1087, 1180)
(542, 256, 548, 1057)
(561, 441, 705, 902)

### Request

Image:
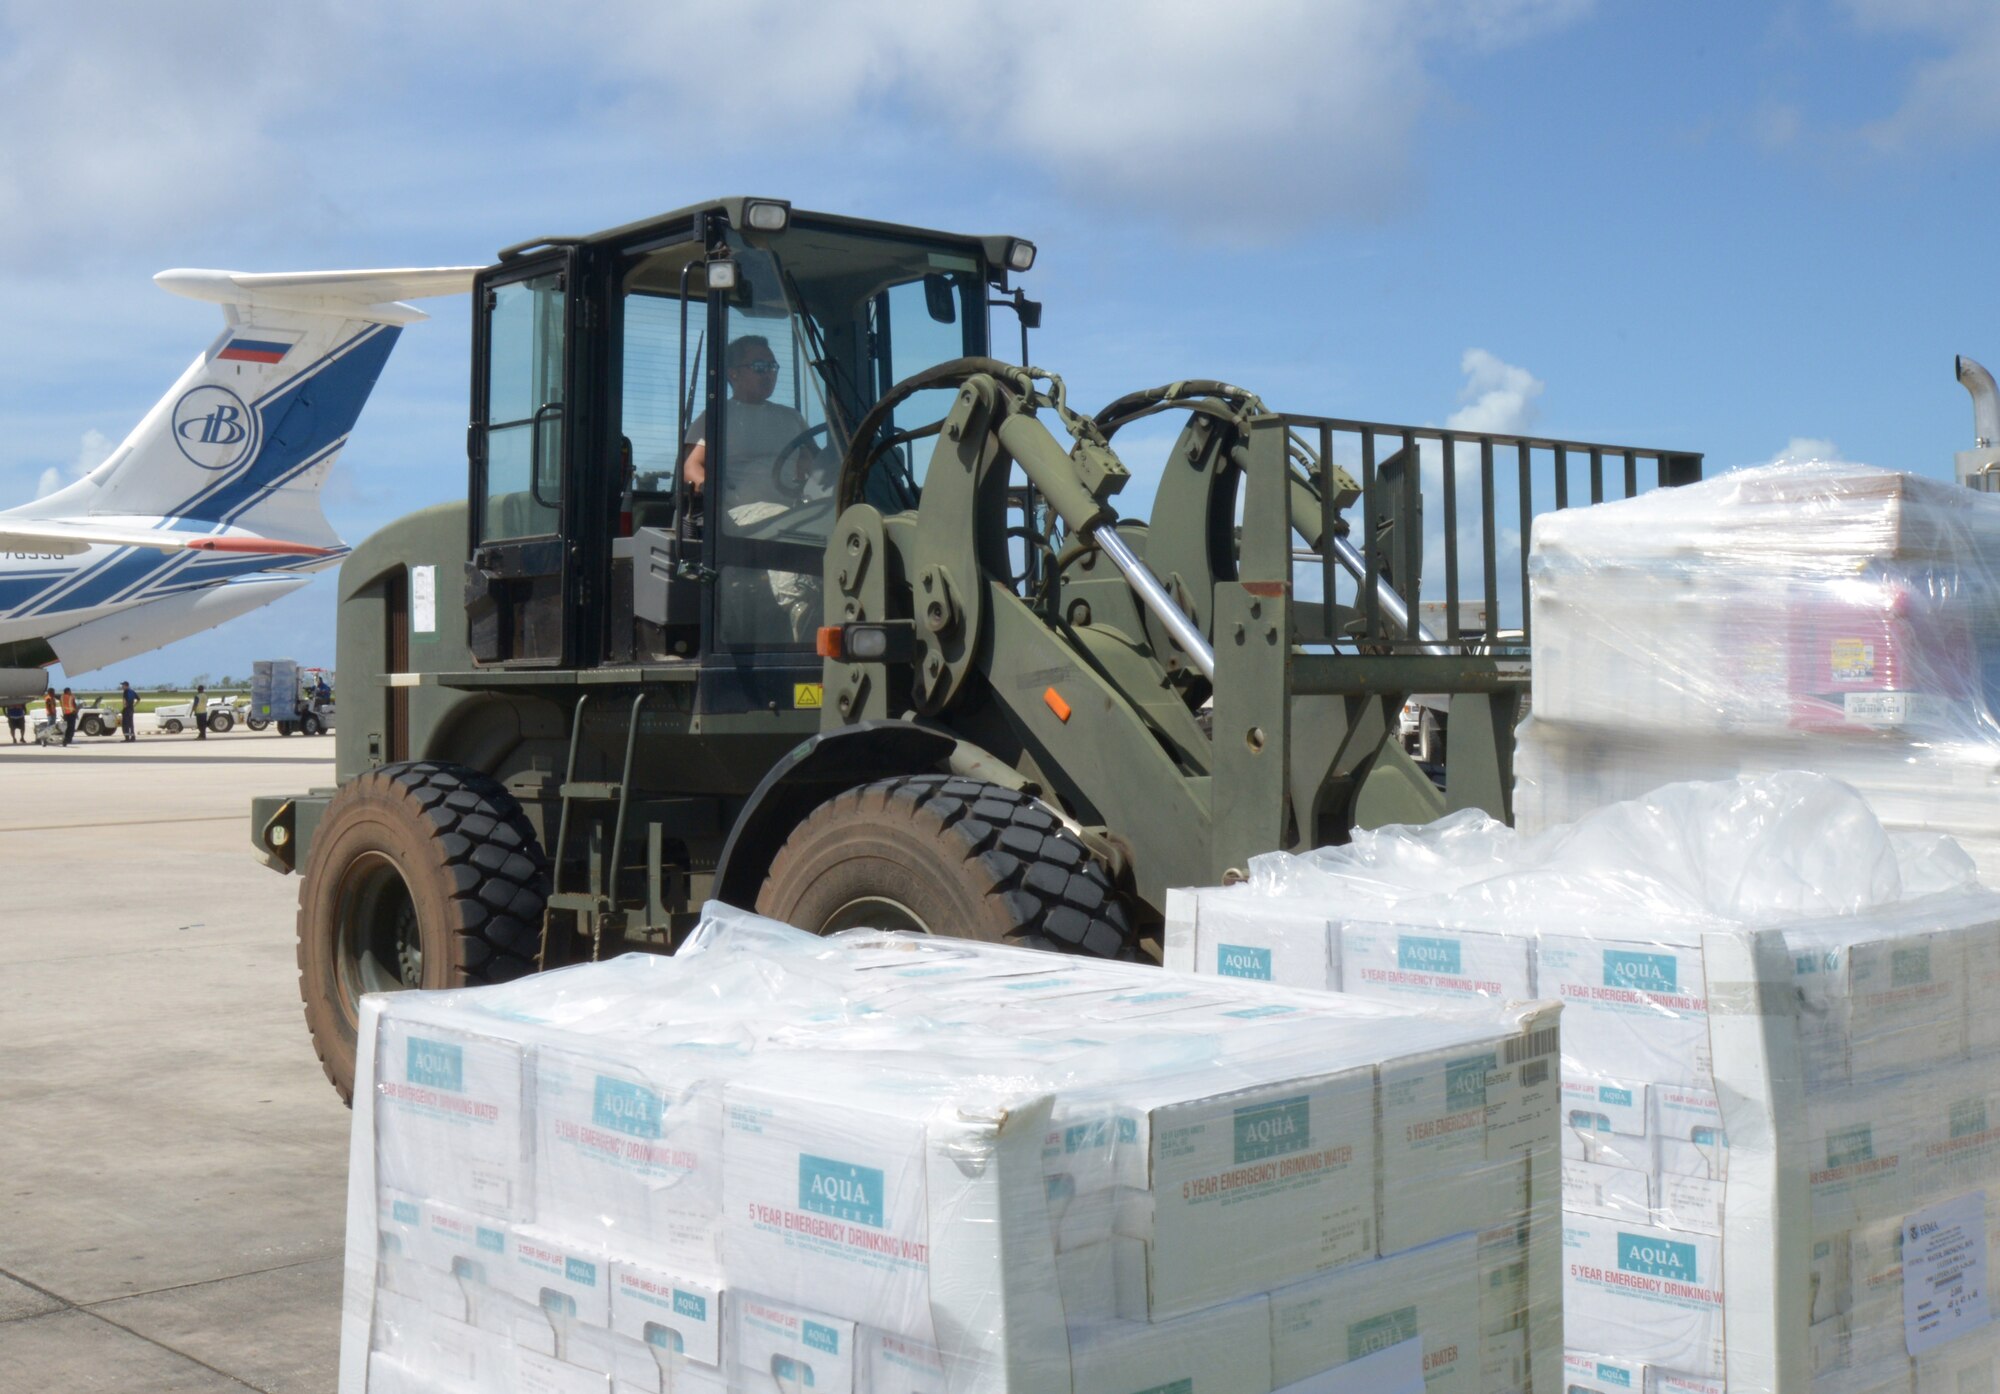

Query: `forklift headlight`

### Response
(816, 621, 915, 662)
(706, 258, 738, 290)
(743, 200, 791, 232)
(847, 627, 890, 660)
(1005, 239, 1037, 272)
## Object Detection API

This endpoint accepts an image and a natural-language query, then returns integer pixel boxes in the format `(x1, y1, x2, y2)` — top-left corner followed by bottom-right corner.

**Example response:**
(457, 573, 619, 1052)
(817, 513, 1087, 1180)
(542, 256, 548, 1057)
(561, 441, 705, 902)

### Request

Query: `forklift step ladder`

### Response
(541, 690, 656, 966)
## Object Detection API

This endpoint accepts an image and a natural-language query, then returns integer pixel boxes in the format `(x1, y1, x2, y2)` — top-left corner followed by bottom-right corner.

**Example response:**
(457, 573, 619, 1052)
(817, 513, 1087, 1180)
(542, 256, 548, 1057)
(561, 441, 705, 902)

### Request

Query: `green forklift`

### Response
(249, 198, 1699, 1097)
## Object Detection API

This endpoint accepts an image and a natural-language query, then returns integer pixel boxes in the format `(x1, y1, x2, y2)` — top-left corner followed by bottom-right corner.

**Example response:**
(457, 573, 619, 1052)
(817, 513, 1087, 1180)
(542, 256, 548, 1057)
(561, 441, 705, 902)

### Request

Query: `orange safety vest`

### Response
(59, 692, 76, 716)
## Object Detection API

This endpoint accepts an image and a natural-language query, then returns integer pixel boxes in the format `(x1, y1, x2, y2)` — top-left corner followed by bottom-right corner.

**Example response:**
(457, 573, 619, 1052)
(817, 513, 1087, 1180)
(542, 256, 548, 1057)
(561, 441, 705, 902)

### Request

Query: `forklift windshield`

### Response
(621, 223, 988, 649)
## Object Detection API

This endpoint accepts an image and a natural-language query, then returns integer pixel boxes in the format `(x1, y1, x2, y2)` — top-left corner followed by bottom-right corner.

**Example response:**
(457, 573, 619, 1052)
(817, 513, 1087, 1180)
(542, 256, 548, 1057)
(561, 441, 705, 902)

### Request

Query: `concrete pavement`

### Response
(0, 734, 347, 1393)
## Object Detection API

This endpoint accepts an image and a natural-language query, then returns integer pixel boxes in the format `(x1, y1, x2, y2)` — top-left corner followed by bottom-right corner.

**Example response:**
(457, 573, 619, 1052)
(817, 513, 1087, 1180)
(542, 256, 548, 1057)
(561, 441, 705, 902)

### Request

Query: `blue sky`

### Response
(2, 1, 1996, 684)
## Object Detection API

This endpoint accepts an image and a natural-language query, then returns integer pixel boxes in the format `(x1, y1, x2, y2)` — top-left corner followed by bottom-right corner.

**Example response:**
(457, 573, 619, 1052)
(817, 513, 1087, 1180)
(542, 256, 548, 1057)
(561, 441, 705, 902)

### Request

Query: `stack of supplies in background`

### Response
(1516, 461, 2000, 883)
(343, 902, 1562, 1394)
(1169, 772, 2000, 1392)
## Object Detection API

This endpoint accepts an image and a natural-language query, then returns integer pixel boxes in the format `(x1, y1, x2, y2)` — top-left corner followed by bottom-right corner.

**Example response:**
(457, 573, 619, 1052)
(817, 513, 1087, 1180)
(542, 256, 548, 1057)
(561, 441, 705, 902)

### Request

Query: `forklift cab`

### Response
(464, 198, 1025, 715)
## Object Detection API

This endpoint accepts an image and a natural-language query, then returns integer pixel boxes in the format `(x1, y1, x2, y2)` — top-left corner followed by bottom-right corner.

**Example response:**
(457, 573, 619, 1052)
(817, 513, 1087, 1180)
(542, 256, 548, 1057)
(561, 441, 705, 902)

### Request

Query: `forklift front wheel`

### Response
(294, 760, 548, 1102)
(755, 774, 1138, 959)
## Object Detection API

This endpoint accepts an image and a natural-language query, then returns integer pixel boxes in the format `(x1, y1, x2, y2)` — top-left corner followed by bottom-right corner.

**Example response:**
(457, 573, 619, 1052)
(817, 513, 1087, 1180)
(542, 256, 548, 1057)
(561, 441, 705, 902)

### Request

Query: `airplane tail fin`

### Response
(22, 266, 477, 543)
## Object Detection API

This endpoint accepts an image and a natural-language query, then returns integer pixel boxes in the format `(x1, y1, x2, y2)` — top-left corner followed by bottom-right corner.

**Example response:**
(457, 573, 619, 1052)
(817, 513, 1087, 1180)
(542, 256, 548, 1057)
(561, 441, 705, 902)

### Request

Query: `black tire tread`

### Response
(295, 760, 547, 1100)
(774, 774, 1137, 959)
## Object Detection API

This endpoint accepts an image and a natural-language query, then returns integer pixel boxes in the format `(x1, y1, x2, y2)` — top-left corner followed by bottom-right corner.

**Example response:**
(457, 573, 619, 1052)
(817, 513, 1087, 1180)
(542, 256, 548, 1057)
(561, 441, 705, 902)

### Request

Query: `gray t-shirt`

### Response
(686, 398, 812, 512)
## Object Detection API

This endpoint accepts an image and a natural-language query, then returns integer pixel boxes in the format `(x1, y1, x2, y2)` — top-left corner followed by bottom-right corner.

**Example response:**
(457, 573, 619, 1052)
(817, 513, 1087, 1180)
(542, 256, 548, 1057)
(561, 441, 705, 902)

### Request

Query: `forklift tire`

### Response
(295, 760, 548, 1103)
(301, 713, 323, 736)
(755, 774, 1137, 959)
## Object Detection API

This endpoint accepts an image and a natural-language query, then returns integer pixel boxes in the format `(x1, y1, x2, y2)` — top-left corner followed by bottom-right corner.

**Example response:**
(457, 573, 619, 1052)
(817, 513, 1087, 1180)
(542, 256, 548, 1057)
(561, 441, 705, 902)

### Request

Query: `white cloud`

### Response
(1446, 348, 1545, 434)
(34, 427, 113, 499)
(0, 1, 1598, 259)
(1841, 2, 2000, 152)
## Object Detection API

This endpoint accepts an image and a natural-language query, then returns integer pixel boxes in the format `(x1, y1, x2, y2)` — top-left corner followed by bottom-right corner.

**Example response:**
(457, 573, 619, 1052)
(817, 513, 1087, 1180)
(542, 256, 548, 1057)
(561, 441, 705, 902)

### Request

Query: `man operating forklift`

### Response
(679, 332, 826, 642)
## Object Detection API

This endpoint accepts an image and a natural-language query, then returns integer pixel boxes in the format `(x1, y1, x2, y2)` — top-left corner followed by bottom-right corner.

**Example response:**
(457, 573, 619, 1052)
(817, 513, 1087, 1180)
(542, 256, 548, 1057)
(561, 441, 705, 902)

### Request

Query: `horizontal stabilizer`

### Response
(154, 266, 481, 326)
(0, 516, 338, 558)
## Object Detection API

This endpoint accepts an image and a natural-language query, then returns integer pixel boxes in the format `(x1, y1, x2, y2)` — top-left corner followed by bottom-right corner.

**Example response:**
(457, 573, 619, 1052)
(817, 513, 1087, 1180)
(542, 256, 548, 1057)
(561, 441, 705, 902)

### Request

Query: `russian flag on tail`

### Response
(218, 335, 294, 365)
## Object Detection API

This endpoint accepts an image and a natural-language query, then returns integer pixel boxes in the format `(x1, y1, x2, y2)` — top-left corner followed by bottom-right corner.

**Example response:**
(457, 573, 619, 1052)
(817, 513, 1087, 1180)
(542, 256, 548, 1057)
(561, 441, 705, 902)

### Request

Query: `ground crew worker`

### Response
(59, 687, 78, 746)
(42, 689, 56, 734)
(5, 700, 24, 744)
(193, 684, 209, 740)
(119, 681, 138, 742)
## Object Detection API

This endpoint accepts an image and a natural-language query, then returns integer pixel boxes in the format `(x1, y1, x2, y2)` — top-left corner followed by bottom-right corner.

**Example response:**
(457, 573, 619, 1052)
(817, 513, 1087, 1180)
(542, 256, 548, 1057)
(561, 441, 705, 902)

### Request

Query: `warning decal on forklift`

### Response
(794, 683, 823, 709)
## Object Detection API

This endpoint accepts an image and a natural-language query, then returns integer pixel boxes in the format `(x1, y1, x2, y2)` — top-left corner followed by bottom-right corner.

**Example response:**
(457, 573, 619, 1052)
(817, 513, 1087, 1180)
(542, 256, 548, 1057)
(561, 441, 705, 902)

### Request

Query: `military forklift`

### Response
(250, 197, 1700, 1098)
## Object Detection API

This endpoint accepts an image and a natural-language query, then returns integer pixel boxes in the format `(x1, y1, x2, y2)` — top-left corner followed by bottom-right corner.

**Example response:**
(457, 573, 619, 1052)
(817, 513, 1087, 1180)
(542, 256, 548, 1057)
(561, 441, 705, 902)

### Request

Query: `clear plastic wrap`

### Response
(1169, 771, 2000, 1391)
(340, 904, 1563, 1394)
(1519, 460, 2000, 886)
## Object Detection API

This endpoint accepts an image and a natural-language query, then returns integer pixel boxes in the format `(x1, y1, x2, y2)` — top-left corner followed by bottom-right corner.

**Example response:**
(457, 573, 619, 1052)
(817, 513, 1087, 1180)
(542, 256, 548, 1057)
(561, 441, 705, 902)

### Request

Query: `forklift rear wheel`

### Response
(756, 774, 1137, 958)
(295, 760, 548, 1102)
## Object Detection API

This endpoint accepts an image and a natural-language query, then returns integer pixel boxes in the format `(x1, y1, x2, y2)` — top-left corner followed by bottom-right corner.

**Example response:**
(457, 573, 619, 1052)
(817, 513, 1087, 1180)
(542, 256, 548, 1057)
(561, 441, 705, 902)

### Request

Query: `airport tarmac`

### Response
(0, 734, 347, 1392)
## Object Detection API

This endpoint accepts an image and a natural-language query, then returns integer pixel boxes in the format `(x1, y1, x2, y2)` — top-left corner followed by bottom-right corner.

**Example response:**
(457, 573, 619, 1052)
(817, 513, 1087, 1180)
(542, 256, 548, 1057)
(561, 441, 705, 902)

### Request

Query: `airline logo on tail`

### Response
(173, 386, 257, 470)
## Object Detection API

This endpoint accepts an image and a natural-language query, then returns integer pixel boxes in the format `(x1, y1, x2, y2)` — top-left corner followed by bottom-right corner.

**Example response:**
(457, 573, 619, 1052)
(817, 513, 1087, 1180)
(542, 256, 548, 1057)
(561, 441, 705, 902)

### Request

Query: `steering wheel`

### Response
(771, 423, 833, 496)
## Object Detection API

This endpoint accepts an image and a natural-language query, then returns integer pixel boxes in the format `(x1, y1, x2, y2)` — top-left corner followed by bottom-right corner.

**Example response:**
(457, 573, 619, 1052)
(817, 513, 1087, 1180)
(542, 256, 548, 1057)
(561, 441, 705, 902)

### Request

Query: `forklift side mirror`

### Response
(923, 273, 957, 325)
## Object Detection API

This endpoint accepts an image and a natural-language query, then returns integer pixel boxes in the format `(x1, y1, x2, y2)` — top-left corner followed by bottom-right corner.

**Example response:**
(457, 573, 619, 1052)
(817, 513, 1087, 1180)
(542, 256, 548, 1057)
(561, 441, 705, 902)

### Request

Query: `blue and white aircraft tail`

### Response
(0, 265, 475, 692)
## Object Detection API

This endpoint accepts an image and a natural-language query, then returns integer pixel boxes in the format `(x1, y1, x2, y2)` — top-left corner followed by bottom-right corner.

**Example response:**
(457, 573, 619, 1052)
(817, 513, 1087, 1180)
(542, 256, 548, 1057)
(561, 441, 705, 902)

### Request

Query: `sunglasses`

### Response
(734, 359, 781, 373)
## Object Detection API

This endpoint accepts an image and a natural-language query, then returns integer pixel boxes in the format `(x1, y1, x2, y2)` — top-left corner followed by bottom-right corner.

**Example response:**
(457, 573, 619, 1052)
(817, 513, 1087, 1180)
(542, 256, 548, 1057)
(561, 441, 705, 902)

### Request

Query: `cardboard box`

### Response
(1054, 1241, 1118, 1327)
(1913, 1063, 2000, 1204)
(517, 1347, 613, 1394)
(504, 1228, 612, 1328)
(413, 1199, 511, 1282)
(1651, 1171, 1723, 1236)
(721, 1076, 1068, 1384)
(1807, 1085, 1913, 1233)
(373, 1016, 530, 1218)
(1267, 1234, 1478, 1394)
(1479, 1326, 1527, 1394)
(1965, 926, 2000, 1055)
(1475, 1224, 1527, 1338)
(732, 1296, 857, 1394)
(370, 1288, 510, 1391)
(1560, 1351, 1644, 1394)
(366, 1350, 457, 1394)
(858, 1329, 948, 1394)
(1104, 1066, 1378, 1319)
(1534, 935, 1711, 1091)
(1791, 925, 1968, 1086)
(1183, 889, 1339, 989)
(1646, 1371, 1724, 1394)
(1562, 1159, 1652, 1223)
(608, 1262, 722, 1368)
(1068, 1295, 1271, 1394)
(534, 1044, 725, 1270)
(1560, 1219, 1723, 1378)
(1337, 923, 1534, 1006)
(1378, 1045, 1524, 1254)
(1650, 1087, 1726, 1178)
(1562, 1077, 1651, 1174)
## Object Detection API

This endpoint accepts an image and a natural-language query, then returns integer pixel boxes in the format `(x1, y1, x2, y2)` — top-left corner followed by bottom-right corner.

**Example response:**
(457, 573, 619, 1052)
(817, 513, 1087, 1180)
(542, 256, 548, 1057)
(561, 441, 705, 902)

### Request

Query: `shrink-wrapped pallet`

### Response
(1169, 772, 2000, 1391)
(1517, 460, 2000, 883)
(340, 903, 1562, 1394)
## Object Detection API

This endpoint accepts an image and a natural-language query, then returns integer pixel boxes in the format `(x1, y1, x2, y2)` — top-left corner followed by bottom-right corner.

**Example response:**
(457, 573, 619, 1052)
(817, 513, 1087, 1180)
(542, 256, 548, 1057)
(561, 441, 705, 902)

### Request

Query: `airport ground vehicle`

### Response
(248, 198, 1700, 1097)
(75, 700, 119, 738)
(252, 660, 334, 736)
(152, 696, 241, 734)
